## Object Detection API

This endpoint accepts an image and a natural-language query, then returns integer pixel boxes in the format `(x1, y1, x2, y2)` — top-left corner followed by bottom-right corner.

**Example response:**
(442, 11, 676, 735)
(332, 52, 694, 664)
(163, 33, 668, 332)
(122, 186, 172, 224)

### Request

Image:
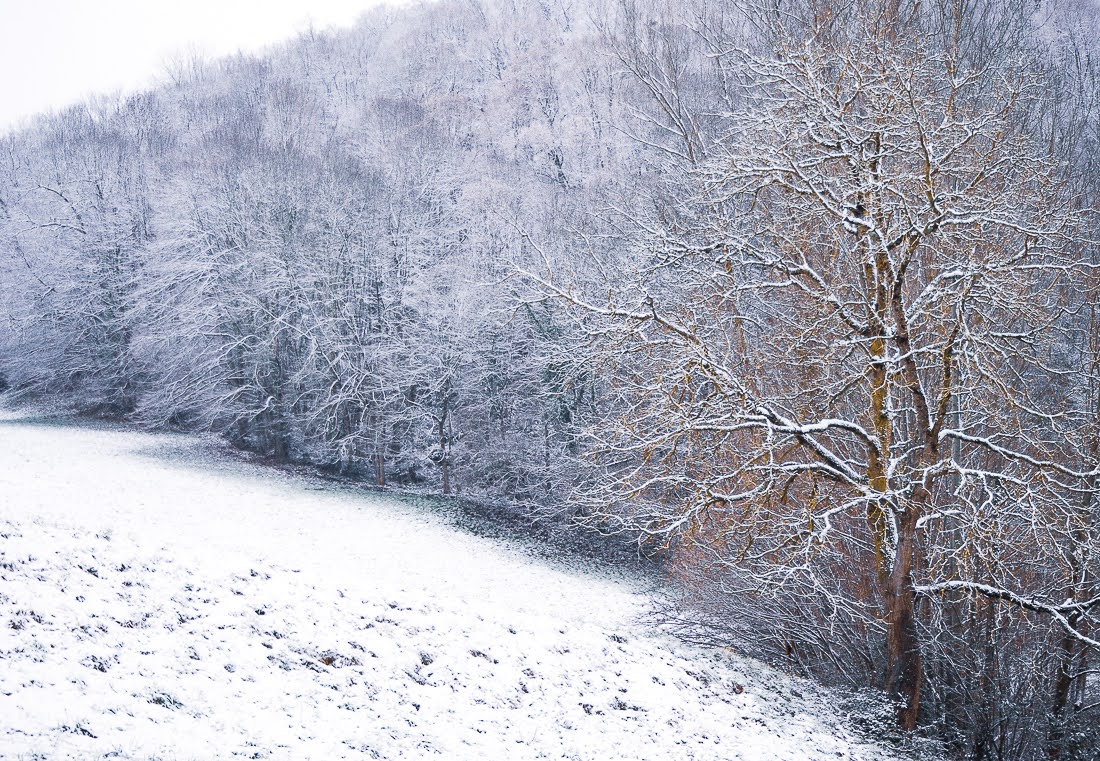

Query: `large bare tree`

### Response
(530, 7, 1099, 729)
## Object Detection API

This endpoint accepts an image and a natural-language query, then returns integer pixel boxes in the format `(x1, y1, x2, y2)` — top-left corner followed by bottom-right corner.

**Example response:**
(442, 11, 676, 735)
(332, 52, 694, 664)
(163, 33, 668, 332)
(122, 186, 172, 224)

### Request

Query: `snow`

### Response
(0, 417, 899, 760)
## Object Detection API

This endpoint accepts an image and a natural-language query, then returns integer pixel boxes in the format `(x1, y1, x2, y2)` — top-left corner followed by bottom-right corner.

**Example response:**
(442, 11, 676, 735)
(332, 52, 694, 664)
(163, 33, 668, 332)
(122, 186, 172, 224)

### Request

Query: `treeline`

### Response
(0, 0, 638, 501)
(2, 1, 1100, 759)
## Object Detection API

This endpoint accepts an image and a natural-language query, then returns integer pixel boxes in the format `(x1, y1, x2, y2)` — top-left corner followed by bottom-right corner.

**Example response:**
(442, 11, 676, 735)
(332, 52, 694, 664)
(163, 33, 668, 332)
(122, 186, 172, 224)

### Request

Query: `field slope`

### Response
(0, 417, 899, 760)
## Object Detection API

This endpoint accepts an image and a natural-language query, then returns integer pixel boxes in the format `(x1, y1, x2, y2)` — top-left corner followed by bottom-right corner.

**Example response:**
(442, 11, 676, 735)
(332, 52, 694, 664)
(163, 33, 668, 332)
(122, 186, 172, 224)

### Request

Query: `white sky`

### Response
(0, 0, 398, 132)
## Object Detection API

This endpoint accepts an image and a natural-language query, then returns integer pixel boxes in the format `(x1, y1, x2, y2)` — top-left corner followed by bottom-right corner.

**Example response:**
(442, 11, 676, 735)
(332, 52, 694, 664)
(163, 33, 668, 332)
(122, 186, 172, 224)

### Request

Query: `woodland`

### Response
(1, 0, 1098, 758)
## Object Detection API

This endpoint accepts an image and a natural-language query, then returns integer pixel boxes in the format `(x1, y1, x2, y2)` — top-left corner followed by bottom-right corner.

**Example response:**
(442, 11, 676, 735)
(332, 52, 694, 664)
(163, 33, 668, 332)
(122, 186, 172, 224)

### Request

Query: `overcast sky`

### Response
(0, 0, 398, 132)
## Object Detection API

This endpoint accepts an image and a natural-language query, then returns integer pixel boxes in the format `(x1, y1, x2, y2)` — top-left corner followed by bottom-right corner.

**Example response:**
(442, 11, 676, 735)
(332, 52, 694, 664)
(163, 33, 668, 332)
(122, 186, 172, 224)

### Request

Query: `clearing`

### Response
(0, 416, 900, 760)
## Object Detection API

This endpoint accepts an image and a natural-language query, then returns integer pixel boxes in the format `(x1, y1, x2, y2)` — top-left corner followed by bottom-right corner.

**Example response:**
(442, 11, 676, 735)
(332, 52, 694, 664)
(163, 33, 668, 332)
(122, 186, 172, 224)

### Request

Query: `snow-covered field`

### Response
(0, 416, 900, 760)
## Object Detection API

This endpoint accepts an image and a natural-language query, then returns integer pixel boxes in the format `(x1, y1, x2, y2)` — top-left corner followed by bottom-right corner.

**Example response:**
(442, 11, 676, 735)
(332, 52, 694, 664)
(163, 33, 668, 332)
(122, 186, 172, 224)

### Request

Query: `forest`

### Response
(1, 0, 1098, 758)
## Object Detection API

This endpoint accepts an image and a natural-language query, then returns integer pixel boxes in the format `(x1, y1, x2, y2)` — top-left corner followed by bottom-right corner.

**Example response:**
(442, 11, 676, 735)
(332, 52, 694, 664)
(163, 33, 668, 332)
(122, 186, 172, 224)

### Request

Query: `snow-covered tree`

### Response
(531, 3, 1100, 731)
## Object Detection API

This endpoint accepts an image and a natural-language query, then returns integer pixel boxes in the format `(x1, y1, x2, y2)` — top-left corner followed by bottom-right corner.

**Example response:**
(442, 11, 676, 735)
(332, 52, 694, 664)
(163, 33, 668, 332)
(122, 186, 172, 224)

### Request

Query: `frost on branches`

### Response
(532, 6, 1100, 739)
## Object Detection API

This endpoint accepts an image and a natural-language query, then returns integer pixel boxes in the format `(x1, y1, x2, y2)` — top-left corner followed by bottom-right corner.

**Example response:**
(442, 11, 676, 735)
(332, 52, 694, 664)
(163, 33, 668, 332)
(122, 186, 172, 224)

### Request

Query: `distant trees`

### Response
(0, 0, 627, 503)
(0, 100, 157, 414)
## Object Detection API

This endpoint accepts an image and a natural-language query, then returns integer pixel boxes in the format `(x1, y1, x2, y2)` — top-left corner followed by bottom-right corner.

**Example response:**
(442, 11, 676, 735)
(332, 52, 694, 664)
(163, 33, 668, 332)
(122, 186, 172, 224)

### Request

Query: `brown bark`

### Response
(884, 507, 923, 730)
(373, 451, 385, 487)
(864, 219, 930, 729)
(865, 335, 924, 728)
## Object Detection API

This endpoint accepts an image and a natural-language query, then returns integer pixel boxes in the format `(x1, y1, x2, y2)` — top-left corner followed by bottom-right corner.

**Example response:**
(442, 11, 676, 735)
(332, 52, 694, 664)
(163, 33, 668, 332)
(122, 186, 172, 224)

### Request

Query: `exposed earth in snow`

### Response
(0, 415, 906, 760)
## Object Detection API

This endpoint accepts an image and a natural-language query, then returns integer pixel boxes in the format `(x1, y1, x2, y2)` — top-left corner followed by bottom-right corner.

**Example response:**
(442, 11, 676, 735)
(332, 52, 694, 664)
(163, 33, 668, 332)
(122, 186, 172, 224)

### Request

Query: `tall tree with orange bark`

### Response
(529, 2, 1100, 731)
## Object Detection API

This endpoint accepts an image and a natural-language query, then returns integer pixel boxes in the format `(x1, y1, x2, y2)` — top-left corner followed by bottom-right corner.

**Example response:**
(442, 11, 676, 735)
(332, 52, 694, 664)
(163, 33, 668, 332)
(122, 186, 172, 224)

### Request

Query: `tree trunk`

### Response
(437, 388, 452, 495)
(441, 458, 451, 496)
(885, 510, 922, 730)
(1050, 366, 1100, 758)
(272, 427, 289, 463)
(1047, 625, 1076, 760)
(374, 451, 385, 487)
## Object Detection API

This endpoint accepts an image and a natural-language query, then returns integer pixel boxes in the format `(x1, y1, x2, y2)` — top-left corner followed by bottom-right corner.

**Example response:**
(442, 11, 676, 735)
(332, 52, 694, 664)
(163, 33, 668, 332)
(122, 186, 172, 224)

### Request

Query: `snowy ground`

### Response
(0, 416, 902, 760)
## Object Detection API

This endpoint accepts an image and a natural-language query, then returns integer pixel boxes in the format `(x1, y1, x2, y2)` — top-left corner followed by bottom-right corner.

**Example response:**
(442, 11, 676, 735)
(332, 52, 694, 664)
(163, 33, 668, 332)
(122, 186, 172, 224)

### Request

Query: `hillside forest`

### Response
(1, 1, 1099, 758)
